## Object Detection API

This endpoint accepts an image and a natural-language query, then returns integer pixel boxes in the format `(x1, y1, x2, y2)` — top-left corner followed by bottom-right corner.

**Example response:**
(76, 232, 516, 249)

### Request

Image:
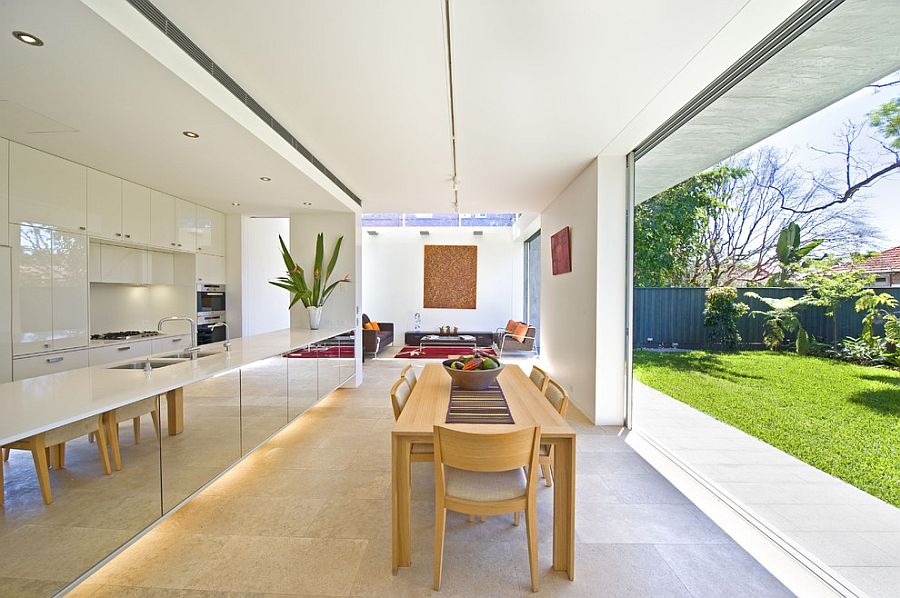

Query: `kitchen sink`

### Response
(109, 359, 186, 370)
(160, 351, 221, 359)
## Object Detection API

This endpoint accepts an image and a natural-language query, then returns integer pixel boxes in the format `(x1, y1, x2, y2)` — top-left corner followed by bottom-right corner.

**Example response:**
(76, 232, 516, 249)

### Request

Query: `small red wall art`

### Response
(551, 226, 571, 275)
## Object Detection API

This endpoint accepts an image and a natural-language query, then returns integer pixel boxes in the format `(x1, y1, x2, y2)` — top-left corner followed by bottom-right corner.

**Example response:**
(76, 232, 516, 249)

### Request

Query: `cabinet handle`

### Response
(44, 343, 51, 348)
(198, 278, 203, 281)
(178, 243, 182, 247)
(79, 226, 87, 230)
(125, 234, 131, 239)
(171, 243, 177, 246)
(46, 357, 64, 364)
(171, 337, 182, 342)
(115, 233, 123, 237)
(118, 346, 131, 351)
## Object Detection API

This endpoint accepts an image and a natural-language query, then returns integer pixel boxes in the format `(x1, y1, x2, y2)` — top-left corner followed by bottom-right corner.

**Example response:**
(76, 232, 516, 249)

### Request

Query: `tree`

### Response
(801, 262, 875, 351)
(768, 222, 822, 287)
(744, 293, 811, 353)
(633, 166, 739, 286)
(855, 290, 898, 344)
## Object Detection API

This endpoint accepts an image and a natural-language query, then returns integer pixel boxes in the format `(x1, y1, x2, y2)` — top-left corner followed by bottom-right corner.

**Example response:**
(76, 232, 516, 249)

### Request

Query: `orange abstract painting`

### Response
(423, 245, 477, 309)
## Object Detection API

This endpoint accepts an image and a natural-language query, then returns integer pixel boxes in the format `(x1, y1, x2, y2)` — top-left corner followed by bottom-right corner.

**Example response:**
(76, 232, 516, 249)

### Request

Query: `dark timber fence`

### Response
(633, 287, 900, 350)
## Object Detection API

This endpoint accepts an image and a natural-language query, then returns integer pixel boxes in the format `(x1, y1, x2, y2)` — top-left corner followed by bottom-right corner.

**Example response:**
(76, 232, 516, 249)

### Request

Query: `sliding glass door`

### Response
(524, 230, 541, 351)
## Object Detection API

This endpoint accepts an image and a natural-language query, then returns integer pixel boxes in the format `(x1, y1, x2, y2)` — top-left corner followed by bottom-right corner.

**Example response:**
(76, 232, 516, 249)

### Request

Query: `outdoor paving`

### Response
(634, 381, 900, 598)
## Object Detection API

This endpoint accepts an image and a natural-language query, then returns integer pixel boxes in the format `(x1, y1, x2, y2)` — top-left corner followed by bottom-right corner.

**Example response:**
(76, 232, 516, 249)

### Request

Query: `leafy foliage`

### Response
(855, 290, 899, 343)
(768, 222, 822, 286)
(802, 262, 875, 350)
(744, 292, 810, 352)
(634, 166, 743, 286)
(869, 96, 900, 148)
(702, 287, 749, 350)
(269, 233, 350, 309)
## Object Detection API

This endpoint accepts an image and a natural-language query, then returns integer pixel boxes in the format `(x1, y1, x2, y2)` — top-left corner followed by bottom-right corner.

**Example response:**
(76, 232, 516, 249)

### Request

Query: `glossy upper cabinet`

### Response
(196, 253, 226, 285)
(11, 225, 55, 355)
(0, 139, 8, 247)
(9, 142, 87, 232)
(11, 225, 89, 355)
(50, 230, 89, 350)
(150, 190, 177, 249)
(175, 198, 196, 252)
(196, 206, 225, 256)
(86, 168, 122, 240)
(122, 181, 151, 244)
(0, 246, 11, 383)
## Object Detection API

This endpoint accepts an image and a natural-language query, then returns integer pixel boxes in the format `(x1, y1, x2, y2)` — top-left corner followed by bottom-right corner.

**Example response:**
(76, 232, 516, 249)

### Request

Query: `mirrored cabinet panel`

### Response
(287, 344, 318, 420)
(240, 356, 288, 454)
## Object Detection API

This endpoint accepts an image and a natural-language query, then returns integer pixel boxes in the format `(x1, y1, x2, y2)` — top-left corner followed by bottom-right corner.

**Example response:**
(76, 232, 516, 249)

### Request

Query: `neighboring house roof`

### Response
(834, 245, 900, 273)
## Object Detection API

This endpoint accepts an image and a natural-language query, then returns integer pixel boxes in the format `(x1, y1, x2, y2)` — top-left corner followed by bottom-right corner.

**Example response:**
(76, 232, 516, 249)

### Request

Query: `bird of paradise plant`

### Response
(269, 233, 350, 309)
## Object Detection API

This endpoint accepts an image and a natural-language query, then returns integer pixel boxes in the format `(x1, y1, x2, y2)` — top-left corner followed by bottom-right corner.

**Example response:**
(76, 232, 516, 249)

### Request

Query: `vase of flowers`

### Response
(269, 233, 350, 330)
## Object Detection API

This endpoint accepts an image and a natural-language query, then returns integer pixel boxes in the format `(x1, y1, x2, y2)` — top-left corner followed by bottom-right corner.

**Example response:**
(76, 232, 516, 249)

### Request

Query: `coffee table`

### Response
(418, 334, 477, 351)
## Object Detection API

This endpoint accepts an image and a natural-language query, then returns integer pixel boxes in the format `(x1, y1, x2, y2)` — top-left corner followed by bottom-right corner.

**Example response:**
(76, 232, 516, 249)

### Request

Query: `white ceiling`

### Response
(0, 0, 351, 215)
(0, 0, 812, 215)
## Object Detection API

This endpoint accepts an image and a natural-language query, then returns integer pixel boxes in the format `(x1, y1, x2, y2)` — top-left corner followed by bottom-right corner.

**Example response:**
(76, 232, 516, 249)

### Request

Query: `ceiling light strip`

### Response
(124, 0, 362, 206)
(632, 0, 844, 161)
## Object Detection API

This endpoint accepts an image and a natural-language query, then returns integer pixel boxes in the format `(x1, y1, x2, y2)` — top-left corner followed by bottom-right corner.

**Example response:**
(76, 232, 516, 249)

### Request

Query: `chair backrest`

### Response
(400, 364, 418, 391)
(544, 378, 570, 418)
(390, 377, 412, 420)
(528, 365, 549, 393)
(433, 426, 540, 473)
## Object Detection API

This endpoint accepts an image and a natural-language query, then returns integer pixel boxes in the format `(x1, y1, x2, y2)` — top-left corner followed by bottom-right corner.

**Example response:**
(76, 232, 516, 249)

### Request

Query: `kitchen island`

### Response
(0, 326, 358, 596)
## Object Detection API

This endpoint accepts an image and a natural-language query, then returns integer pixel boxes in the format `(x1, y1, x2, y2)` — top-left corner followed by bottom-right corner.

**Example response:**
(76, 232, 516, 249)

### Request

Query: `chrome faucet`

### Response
(211, 322, 231, 351)
(157, 316, 200, 359)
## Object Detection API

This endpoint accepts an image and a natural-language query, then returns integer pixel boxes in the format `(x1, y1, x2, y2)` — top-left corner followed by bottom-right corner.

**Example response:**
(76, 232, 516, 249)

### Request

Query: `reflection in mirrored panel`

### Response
(337, 332, 356, 385)
(287, 345, 318, 420)
(160, 371, 241, 512)
(0, 400, 162, 594)
(315, 338, 341, 400)
(239, 356, 288, 454)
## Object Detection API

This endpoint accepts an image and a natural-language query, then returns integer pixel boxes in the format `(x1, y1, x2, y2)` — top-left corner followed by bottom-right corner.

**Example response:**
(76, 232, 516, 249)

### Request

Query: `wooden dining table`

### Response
(391, 363, 576, 580)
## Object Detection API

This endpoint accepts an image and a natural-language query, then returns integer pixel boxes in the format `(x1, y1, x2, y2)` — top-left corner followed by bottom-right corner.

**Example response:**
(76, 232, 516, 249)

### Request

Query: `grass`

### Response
(633, 350, 900, 508)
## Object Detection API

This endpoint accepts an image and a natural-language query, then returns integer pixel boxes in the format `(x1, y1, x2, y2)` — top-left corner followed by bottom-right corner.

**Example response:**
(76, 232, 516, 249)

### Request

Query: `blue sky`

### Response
(747, 71, 900, 250)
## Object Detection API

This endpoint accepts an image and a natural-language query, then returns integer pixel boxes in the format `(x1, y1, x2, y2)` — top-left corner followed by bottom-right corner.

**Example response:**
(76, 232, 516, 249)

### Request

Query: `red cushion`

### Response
(505, 319, 517, 332)
(512, 323, 530, 343)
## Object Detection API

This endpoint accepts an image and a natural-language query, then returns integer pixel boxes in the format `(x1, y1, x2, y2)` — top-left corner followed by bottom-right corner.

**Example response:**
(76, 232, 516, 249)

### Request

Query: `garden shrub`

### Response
(703, 287, 749, 350)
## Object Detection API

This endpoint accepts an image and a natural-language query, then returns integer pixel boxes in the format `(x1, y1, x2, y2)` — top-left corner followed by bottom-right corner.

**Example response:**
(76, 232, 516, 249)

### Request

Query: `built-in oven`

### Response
(197, 284, 226, 314)
(197, 313, 226, 345)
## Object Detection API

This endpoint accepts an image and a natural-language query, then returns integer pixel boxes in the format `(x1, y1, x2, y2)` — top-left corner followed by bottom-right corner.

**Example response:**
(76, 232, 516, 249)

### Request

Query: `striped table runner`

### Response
(445, 383, 515, 424)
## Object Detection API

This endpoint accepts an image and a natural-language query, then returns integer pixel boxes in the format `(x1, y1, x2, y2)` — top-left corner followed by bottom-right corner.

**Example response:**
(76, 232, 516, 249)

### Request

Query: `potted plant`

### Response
(269, 233, 350, 329)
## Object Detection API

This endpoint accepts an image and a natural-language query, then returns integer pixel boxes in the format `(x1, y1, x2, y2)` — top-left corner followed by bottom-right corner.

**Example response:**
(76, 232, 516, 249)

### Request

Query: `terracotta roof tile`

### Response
(834, 246, 900, 273)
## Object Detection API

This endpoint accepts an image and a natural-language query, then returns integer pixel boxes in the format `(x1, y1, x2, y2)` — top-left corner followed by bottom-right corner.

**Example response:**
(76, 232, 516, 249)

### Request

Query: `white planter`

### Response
(307, 306, 323, 330)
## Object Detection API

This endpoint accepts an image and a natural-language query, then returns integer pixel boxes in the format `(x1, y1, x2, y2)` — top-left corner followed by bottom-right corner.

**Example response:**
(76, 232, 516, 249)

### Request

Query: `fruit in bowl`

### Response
(443, 352, 504, 390)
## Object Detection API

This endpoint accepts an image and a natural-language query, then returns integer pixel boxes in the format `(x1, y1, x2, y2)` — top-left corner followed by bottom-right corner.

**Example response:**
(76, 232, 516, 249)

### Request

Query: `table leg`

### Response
(392, 434, 412, 573)
(552, 437, 575, 579)
(165, 388, 184, 436)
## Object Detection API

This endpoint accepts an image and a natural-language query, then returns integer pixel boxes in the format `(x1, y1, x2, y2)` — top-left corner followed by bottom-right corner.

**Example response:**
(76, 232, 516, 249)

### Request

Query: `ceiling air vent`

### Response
(123, 0, 362, 207)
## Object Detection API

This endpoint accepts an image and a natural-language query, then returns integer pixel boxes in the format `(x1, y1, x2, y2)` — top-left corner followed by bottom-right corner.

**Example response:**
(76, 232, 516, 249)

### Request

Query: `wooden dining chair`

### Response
(539, 378, 570, 487)
(105, 396, 161, 471)
(399, 364, 418, 391)
(0, 414, 112, 504)
(390, 378, 433, 462)
(433, 425, 542, 592)
(528, 365, 550, 393)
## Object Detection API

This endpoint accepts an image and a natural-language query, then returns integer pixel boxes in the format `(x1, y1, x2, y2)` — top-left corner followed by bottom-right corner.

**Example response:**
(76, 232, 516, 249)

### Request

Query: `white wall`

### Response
(89, 283, 195, 333)
(541, 160, 600, 422)
(225, 213, 243, 337)
(362, 228, 521, 337)
(241, 217, 290, 336)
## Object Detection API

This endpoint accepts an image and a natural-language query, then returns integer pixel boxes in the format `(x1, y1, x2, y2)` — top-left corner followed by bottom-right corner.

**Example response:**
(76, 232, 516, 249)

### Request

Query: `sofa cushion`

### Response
(512, 323, 530, 343)
(505, 319, 517, 332)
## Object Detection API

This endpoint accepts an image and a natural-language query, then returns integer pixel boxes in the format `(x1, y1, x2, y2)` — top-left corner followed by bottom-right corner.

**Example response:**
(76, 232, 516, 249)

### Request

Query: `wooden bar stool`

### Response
(1, 414, 112, 505)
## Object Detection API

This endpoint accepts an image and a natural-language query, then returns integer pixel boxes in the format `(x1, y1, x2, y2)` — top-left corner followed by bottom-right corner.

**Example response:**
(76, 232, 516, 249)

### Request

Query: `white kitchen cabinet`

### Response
(89, 339, 151, 366)
(175, 199, 197, 252)
(150, 190, 177, 249)
(93, 243, 149, 285)
(151, 334, 190, 355)
(122, 181, 151, 244)
(13, 348, 89, 381)
(11, 224, 54, 355)
(150, 251, 174, 285)
(0, 139, 9, 247)
(196, 253, 226, 285)
(51, 230, 89, 350)
(9, 142, 87, 232)
(196, 205, 225, 256)
(86, 168, 122, 240)
(0, 246, 11, 383)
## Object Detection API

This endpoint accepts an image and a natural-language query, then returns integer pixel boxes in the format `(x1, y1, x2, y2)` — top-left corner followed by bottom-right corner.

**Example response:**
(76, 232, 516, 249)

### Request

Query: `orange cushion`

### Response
(512, 323, 529, 343)
(505, 319, 517, 332)
(370, 321, 381, 332)
(363, 322, 374, 331)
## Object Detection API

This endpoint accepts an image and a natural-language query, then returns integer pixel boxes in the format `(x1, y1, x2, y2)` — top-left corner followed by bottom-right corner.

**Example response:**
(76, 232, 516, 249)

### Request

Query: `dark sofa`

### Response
(362, 314, 394, 356)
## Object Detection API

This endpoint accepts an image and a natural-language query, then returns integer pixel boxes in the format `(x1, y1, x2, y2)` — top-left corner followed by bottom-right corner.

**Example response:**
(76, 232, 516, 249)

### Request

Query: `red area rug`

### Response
(394, 345, 497, 360)
(285, 346, 355, 359)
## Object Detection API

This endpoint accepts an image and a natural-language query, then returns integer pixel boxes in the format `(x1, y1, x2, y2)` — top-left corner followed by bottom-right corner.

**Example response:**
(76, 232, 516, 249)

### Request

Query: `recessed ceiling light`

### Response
(231, 202, 241, 207)
(303, 202, 313, 206)
(259, 176, 271, 181)
(182, 131, 199, 139)
(12, 31, 43, 46)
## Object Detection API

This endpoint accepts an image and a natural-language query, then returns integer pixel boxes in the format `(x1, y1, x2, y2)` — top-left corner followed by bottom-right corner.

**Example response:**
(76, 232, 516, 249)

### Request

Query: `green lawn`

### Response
(633, 350, 900, 507)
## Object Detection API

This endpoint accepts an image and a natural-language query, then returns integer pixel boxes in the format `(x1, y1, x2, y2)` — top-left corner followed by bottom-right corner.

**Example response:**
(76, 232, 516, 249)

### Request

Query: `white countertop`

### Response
(0, 327, 353, 446)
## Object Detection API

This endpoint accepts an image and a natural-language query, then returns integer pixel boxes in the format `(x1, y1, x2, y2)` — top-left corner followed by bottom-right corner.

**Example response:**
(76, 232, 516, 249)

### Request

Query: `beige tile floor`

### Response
(9, 348, 792, 597)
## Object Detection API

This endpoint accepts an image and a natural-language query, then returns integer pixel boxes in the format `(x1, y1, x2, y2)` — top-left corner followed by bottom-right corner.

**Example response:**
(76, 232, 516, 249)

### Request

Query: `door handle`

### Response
(46, 356, 64, 364)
